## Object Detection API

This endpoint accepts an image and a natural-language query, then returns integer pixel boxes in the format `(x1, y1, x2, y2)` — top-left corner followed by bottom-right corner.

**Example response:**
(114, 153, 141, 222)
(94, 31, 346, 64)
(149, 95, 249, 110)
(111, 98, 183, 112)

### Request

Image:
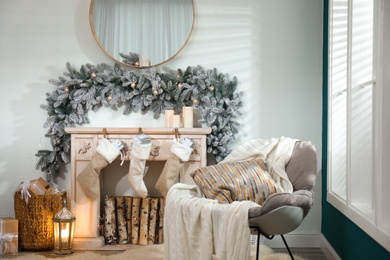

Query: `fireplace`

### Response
(64, 127, 210, 249)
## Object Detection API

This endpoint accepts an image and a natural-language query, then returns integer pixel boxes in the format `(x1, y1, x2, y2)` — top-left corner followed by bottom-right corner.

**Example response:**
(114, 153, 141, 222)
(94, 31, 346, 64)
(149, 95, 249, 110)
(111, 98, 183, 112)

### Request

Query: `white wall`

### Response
(0, 0, 323, 240)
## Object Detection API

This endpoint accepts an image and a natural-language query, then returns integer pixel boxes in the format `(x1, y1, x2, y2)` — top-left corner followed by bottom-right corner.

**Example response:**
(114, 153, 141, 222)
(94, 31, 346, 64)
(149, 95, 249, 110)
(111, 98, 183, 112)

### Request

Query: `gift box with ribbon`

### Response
(0, 217, 18, 255)
(16, 177, 62, 204)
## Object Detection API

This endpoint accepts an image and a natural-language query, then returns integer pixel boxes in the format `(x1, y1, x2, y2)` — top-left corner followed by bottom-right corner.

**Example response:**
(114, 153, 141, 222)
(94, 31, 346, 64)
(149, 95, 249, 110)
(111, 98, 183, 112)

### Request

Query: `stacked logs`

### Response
(104, 196, 165, 245)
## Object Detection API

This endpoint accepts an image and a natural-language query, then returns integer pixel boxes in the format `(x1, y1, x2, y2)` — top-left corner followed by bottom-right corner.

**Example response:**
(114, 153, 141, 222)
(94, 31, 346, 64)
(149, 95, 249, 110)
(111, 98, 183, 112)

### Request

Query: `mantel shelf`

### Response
(65, 127, 211, 135)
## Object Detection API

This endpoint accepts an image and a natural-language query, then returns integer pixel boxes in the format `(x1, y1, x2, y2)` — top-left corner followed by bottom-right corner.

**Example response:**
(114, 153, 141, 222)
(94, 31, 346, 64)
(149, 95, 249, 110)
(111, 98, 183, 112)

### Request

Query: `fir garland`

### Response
(36, 62, 243, 181)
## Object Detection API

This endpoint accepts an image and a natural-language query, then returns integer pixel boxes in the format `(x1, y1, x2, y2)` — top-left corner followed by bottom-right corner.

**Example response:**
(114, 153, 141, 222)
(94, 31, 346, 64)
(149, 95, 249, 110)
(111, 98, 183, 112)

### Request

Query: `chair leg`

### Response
(250, 226, 261, 260)
(255, 230, 261, 260)
(280, 234, 294, 260)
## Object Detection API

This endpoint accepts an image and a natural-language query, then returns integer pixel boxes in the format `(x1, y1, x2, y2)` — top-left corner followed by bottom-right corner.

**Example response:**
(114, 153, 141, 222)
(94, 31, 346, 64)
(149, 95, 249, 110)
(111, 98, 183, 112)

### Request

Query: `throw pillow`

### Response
(190, 159, 282, 205)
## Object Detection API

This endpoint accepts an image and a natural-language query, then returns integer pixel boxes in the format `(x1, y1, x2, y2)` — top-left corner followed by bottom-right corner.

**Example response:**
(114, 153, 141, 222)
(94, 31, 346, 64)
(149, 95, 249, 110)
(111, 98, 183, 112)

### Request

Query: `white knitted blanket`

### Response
(221, 137, 298, 193)
(164, 183, 259, 260)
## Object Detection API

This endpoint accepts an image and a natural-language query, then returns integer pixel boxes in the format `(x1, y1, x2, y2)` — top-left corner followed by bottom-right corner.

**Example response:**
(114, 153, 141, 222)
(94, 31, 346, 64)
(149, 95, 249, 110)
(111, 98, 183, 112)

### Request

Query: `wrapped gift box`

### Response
(0, 217, 18, 255)
(29, 177, 50, 195)
(18, 177, 51, 197)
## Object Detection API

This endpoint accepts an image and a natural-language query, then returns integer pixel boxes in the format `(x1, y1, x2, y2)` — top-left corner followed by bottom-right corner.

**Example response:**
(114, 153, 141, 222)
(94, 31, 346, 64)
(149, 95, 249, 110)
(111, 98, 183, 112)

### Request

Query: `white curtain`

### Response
(92, 0, 193, 65)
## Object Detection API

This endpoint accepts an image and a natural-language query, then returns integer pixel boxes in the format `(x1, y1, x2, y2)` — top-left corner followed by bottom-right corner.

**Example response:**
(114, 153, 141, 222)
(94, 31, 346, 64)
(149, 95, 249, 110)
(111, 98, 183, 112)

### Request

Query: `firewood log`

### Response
(104, 196, 118, 245)
(125, 196, 133, 244)
(139, 197, 150, 245)
(148, 197, 159, 245)
(116, 196, 128, 244)
(131, 197, 141, 244)
(158, 197, 165, 244)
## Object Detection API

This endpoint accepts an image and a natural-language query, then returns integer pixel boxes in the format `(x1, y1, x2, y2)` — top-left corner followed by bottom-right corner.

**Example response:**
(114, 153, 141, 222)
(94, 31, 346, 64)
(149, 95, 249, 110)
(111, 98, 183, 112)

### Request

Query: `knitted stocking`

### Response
(155, 138, 193, 197)
(77, 138, 123, 199)
(127, 135, 152, 198)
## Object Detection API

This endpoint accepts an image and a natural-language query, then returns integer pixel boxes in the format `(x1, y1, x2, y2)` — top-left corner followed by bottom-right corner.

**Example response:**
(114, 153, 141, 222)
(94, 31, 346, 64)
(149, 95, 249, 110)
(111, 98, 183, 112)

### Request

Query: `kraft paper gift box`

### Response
(0, 217, 18, 255)
(29, 177, 50, 195)
(18, 177, 51, 196)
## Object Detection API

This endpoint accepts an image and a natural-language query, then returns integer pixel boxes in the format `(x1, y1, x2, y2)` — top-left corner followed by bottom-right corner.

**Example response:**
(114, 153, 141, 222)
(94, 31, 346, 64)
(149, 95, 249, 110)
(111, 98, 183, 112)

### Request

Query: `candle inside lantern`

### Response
(165, 110, 174, 127)
(61, 229, 69, 245)
(172, 115, 181, 128)
(182, 106, 193, 128)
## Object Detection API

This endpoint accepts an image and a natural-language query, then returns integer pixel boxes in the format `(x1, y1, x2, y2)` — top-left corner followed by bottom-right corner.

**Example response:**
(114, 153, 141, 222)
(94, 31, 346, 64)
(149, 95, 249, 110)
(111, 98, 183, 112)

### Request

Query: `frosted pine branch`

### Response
(36, 63, 243, 180)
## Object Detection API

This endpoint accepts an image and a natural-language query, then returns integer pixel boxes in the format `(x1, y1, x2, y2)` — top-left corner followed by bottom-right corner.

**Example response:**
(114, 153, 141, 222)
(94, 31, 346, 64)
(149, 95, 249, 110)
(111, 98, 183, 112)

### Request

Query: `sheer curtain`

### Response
(92, 0, 193, 65)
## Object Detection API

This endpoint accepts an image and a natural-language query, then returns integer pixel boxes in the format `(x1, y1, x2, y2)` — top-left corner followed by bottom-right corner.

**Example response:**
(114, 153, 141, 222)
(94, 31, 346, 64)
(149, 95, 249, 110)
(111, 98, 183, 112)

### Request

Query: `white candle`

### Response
(172, 115, 181, 128)
(192, 107, 202, 128)
(182, 106, 193, 128)
(165, 110, 174, 127)
(61, 229, 69, 246)
(139, 56, 150, 67)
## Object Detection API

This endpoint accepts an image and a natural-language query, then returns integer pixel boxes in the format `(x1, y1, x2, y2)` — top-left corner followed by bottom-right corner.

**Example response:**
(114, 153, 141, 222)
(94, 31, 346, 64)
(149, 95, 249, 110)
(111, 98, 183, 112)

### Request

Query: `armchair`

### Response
(179, 138, 317, 260)
(248, 141, 317, 260)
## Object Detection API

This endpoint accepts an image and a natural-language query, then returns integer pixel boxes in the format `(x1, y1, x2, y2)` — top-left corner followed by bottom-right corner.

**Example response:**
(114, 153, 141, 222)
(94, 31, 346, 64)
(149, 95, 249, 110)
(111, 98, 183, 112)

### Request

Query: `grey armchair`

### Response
(247, 141, 317, 260)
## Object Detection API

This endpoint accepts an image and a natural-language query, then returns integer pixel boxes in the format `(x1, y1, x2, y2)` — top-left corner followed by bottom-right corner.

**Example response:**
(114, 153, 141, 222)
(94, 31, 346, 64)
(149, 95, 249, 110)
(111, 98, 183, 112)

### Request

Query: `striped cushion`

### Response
(190, 159, 281, 205)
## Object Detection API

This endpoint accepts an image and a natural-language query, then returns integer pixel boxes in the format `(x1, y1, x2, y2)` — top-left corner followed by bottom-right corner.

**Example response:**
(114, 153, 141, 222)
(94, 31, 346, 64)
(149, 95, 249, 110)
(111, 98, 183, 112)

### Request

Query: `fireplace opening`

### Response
(101, 160, 166, 199)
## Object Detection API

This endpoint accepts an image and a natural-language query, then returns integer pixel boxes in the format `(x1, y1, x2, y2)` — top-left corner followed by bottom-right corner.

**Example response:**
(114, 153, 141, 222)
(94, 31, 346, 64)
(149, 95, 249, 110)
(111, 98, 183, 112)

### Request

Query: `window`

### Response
(328, 0, 389, 250)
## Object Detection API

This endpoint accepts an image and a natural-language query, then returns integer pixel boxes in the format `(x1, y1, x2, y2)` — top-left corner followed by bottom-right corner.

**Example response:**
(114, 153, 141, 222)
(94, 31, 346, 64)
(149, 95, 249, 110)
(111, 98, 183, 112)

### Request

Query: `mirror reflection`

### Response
(90, 0, 194, 68)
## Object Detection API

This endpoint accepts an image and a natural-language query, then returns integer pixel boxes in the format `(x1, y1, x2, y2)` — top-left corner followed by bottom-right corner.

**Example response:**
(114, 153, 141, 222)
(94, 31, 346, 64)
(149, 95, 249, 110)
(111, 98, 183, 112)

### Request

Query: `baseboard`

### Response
(262, 234, 321, 248)
(320, 234, 341, 260)
(262, 233, 341, 260)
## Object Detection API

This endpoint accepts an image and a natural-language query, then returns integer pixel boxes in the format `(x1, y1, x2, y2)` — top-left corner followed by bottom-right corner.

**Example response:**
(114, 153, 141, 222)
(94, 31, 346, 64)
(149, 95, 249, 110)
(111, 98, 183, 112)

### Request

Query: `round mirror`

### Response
(89, 0, 195, 68)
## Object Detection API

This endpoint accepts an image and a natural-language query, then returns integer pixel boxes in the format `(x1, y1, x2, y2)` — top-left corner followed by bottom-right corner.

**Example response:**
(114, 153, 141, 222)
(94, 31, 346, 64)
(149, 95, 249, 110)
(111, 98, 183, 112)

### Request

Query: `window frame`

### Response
(327, 0, 390, 251)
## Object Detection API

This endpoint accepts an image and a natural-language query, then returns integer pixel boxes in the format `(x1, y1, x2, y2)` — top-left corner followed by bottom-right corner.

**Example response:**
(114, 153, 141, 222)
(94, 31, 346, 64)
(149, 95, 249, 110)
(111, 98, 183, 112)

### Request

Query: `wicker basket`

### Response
(14, 191, 66, 251)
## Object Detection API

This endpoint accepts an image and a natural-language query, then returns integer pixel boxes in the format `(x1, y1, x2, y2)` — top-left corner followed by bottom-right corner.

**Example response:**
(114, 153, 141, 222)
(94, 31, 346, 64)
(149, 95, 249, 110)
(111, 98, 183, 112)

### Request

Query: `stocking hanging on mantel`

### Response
(77, 138, 124, 199)
(155, 137, 193, 197)
(127, 134, 152, 198)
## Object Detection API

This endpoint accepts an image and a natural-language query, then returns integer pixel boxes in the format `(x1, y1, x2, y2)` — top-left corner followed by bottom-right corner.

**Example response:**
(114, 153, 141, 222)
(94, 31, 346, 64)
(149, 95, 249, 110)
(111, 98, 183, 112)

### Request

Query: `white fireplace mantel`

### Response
(64, 127, 211, 249)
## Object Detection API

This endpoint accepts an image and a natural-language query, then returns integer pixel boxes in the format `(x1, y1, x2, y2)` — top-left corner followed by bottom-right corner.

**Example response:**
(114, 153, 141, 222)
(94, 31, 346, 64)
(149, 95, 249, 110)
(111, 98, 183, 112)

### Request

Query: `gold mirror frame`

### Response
(89, 0, 195, 68)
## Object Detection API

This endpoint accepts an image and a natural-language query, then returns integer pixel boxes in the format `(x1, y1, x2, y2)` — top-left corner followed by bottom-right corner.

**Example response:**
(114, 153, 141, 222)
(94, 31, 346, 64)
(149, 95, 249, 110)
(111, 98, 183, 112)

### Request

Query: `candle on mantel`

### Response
(193, 107, 202, 128)
(165, 110, 174, 127)
(172, 115, 181, 128)
(139, 56, 151, 67)
(182, 106, 193, 128)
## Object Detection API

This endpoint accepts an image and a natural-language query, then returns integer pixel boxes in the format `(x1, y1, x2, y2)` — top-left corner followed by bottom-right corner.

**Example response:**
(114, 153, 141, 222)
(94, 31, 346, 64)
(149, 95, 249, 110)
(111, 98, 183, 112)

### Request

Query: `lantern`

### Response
(52, 198, 76, 254)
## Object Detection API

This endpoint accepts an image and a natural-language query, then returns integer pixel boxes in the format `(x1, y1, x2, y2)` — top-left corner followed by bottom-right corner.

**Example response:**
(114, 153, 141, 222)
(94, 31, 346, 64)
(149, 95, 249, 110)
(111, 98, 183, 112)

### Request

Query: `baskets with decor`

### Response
(14, 179, 66, 251)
